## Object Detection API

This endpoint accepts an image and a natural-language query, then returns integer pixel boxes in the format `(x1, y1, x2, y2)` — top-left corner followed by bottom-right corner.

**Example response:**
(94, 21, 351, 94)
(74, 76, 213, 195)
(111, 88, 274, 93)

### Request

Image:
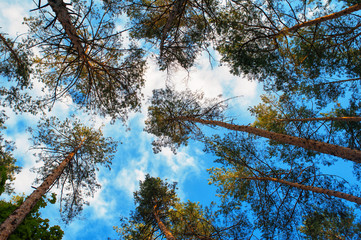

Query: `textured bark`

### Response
(0, 139, 85, 240)
(176, 116, 361, 163)
(47, 0, 85, 56)
(153, 206, 176, 240)
(243, 176, 361, 205)
(277, 116, 361, 122)
(277, 3, 361, 36)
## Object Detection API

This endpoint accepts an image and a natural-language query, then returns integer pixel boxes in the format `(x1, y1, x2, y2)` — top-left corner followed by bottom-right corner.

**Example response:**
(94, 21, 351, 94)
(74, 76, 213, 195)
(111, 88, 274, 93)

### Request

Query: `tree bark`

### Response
(153, 206, 176, 240)
(47, 0, 85, 56)
(277, 116, 361, 122)
(316, 77, 361, 86)
(160, 0, 188, 55)
(276, 3, 361, 36)
(242, 176, 361, 205)
(175, 116, 361, 163)
(0, 139, 85, 240)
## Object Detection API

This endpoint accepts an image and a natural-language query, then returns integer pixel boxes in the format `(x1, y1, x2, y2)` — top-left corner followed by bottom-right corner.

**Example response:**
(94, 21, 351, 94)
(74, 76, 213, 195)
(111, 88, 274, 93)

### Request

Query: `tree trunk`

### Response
(0, 33, 23, 68)
(277, 116, 361, 122)
(47, 0, 85, 56)
(242, 176, 361, 205)
(176, 116, 361, 163)
(276, 3, 361, 36)
(0, 139, 85, 240)
(316, 77, 361, 86)
(160, 0, 188, 56)
(153, 206, 176, 240)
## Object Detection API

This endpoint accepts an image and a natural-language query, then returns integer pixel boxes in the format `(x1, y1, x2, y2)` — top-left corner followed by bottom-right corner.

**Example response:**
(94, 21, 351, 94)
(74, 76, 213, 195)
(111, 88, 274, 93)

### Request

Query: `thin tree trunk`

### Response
(316, 77, 361, 86)
(47, 0, 85, 56)
(176, 116, 361, 163)
(0, 139, 85, 240)
(153, 205, 176, 240)
(276, 3, 361, 36)
(277, 116, 361, 122)
(242, 176, 361, 205)
(0, 33, 23, 68)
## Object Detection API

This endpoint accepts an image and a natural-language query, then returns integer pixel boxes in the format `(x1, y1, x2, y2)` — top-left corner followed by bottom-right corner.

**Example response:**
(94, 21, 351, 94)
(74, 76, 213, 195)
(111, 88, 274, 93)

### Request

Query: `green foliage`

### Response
(0, 194, 63, 239)
(216, 0, 361, 99)
(0, 33, 41, 114)
(29, 116, 117, 222)
(118, 0, 218, 69)
(299, 206, 361, 239)
(115, 175, 222, 239)
(145, 87, 226, 153)
(26, 0, 146, 121)
(0, 111, 19, 196)
(205, 132, 359, 238)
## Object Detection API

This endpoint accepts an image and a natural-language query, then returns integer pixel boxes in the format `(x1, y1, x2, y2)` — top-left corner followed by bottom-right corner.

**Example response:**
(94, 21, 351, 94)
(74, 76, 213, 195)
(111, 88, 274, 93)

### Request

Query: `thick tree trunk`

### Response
(160, 0, 188, 55)
(243, 176, 361, 205)
(153, 206, 176, 240)
(176, 116, 361, 163)
(277, 3, 361, 36)
(0, 139, 85, 240)
(47, 0, 85, 56)
(277, 116, 361, 122)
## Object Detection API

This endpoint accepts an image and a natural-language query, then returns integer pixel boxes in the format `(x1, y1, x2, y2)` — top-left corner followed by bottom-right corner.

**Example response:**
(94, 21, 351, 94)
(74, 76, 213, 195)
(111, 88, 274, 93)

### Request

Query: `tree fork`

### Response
(243, 176, 361, 205)
(176, 116, 361, 163)
(0, 138, 85, 240)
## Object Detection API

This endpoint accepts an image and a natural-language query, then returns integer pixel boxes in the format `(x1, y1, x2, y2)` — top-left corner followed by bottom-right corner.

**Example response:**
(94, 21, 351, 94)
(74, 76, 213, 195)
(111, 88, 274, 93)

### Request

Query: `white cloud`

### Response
(0, 1, 33, 37)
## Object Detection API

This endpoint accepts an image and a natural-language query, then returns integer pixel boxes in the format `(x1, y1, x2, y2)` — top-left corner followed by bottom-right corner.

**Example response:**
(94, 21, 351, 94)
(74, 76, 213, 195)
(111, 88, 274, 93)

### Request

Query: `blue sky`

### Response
(0, 1, 262, 239)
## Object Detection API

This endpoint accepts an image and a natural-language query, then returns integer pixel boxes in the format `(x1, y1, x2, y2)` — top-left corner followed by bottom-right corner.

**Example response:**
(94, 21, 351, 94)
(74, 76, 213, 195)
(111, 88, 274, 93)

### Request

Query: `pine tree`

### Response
(145, 88, 361, 162)
(0, 116, 117, 239)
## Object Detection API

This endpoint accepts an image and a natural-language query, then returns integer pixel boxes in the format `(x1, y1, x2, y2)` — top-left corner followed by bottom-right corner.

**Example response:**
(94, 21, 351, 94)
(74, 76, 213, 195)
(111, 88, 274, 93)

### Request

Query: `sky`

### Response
(0, 1, 262, 239)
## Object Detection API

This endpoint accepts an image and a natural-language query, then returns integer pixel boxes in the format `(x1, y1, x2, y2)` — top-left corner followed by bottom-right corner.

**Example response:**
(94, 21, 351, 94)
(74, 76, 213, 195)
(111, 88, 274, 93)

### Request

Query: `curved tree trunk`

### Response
(153, 206, 176, 240)
(277, 116, 361, 122)
(242, 176, 361, 205)
(0, 139, 85, 240)
(277, 3, 361, 36)
(176, 116, 361, 163)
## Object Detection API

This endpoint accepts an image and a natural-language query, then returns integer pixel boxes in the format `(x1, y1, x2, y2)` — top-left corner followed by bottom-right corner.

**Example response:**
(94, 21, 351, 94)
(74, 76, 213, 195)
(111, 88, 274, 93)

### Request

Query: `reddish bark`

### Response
(243, 176, 361, 205)
(176, 116, 361, 163)
(153, 205, 176, 240)
(0, 139, 85, 240)
(277, 116, 361, 122)
(277, 3, 361, 36)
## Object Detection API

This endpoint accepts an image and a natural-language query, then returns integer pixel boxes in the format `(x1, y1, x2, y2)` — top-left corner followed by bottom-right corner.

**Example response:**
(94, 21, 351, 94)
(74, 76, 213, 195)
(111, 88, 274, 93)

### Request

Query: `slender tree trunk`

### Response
(0, 33, 23, 68)
(277, 116, 361, 122)
(316, 77, 361, 86)
(47, 0, 85, 56)
(242, 176, 361, 205)
(176, 116, 361, 163)
(276, 3, 361, 36)
(0, 139, 85, 240)
(153, 206, 176, 240)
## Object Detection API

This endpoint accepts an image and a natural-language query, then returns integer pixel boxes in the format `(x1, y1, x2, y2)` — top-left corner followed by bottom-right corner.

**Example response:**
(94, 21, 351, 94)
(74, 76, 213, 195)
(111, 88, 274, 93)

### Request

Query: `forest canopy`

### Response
(0, 0, 360, 239)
